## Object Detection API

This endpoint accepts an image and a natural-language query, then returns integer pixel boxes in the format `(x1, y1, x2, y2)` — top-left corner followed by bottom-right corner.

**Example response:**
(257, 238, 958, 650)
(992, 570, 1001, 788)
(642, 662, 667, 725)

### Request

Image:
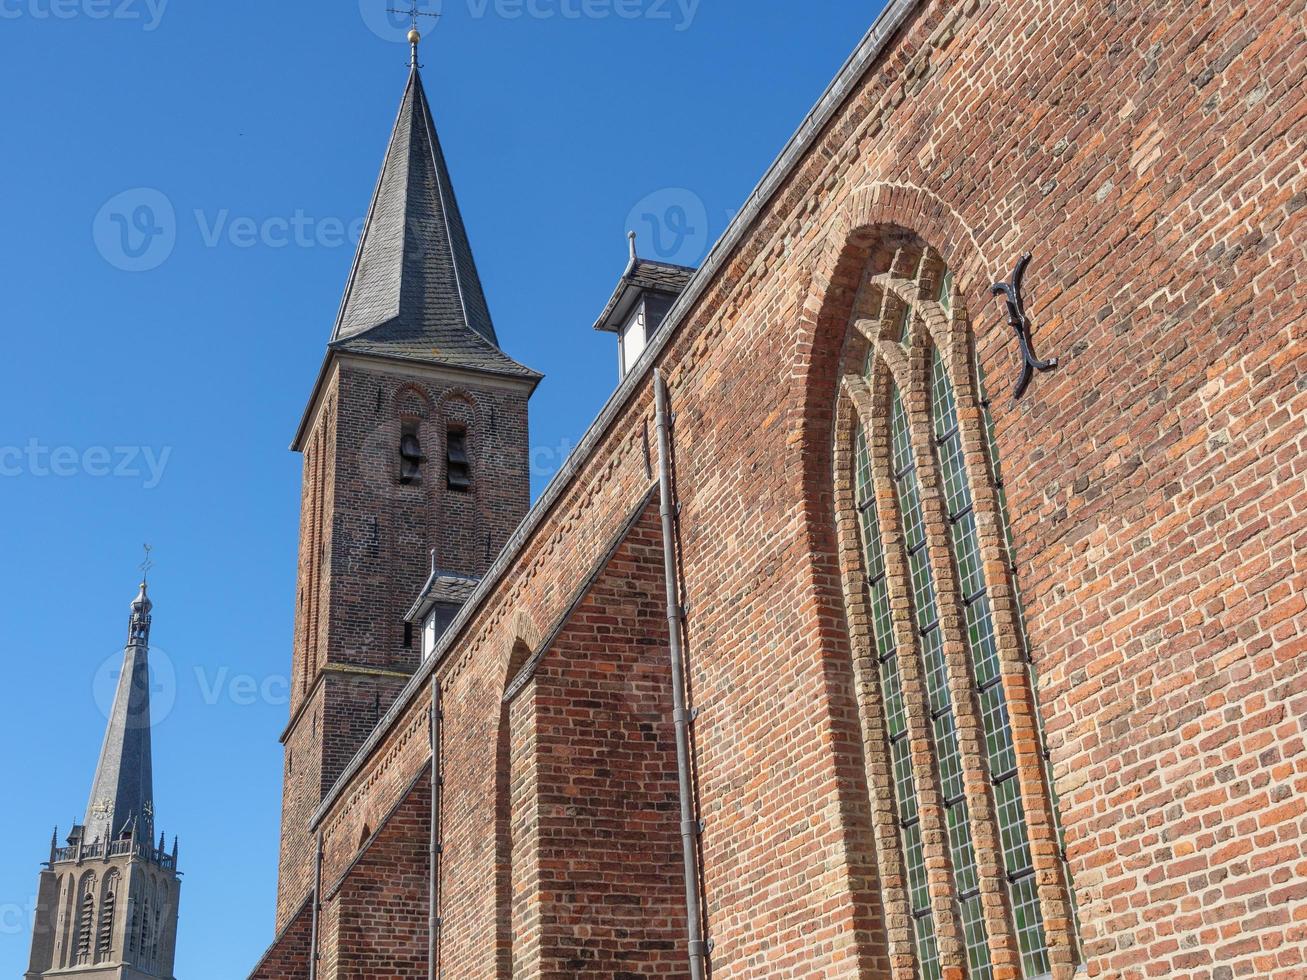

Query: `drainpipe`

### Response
(428, 679, 443, 980)
(308, 832, 322, 980)
(654, 368, 708, 980)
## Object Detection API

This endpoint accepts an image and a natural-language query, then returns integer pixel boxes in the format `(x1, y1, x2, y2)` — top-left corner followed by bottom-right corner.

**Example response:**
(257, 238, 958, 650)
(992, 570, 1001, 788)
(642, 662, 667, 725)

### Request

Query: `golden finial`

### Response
(388, 3, 439, 68)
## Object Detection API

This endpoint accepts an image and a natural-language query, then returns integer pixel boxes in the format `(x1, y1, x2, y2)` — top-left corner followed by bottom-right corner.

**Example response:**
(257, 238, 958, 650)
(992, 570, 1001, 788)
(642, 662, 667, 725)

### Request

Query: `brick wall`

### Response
(249, 900, 311, 980)
(524, 505, 687, 975)
(275, 359, 532, 928)
(258, 0, 1306, 976)
(334, 774, 432, 977)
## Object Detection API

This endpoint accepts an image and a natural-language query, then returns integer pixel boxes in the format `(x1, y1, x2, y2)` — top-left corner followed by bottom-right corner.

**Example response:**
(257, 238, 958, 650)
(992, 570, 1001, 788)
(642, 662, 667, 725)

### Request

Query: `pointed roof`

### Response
(329, 65, 540, 383)
(83, 581, 156, 845)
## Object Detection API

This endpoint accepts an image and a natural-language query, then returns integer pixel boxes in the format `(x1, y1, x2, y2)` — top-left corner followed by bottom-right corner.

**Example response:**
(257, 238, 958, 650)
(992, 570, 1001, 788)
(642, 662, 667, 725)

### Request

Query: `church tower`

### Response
(27, 580, 182, 979)
(275, 32, 541, 928)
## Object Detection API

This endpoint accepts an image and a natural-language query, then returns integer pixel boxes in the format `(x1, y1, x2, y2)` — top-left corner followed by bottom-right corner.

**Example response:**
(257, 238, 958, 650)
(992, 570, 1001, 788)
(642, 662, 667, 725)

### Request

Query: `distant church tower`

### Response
(274, 33, 541, 929)
(27, 580, 182, 979)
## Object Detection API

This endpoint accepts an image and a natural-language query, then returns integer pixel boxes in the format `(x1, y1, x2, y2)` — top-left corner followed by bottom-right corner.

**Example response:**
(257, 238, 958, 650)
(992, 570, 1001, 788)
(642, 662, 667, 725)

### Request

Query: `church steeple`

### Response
(276, 45, 539, 929)
(327, 59, 541, 384)
(83, 579, 156, 846)
(26, 568, 182, 979)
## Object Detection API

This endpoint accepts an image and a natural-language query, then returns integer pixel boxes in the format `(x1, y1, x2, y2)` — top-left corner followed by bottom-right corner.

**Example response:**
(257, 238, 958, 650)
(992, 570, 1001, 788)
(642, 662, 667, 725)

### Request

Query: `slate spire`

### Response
(82, 580, 156, 846)
(329, 63, 539, 382)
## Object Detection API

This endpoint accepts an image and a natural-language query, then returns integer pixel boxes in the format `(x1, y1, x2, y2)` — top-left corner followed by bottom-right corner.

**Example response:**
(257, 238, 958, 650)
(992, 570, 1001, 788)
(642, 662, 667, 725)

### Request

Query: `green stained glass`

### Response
(889, 379, 992, 978)
(931, 349, 1052, 974)
(915, 914, 942, 980)
(959, 893, 992, 980)
(938, 270, 954, 314)
(903, 821, 930, 912)
(853, 420, 941, 970)
(892, 737, 917, 823)
(1011, 873, 1051, 976)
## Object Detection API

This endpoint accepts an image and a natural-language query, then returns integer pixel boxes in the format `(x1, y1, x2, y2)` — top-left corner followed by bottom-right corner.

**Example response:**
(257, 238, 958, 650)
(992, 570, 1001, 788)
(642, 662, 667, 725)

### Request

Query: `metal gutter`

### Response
(654, 369, 709, 978)
(308, 0, 921, 832)
(428, 679, 443, 979)
(308, 832, 323, 980)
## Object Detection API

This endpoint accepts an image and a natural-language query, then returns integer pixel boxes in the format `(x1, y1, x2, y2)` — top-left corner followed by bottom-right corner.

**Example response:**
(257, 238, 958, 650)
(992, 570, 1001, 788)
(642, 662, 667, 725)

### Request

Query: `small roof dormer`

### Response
(594, 233, 695, 379)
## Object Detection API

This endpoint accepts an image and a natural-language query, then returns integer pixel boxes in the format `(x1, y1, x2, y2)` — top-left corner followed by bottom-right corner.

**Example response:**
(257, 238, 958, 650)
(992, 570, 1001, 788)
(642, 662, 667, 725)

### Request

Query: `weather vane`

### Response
(388, 2, 440, 67)
(139, 543, 154, 583)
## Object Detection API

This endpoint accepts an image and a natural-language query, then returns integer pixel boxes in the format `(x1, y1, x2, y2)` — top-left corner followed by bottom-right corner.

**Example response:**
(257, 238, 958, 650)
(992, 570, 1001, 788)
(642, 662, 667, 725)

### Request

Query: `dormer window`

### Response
(421, 602, 462, 660)
(399, 425, 424, 485)
(447, 427, 470, 491)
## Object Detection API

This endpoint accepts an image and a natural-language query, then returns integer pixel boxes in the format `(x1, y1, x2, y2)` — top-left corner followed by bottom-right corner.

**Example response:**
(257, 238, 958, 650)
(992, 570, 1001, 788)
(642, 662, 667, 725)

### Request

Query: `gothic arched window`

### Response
(834, 236, 1077, 978)
(74, 873, 96, 965)
(96, 872, 118, 961)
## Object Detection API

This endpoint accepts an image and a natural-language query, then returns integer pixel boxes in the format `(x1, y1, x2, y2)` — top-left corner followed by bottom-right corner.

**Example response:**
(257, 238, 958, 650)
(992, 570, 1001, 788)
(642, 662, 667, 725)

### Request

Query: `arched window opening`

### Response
(150, 882, 163, 967)
(96, 873, 118, 961)
(495, 637, 533, 977)
(834, 235, 1076, 979)
(136, 882, 152, 964)
(74, 875, 96, 965)
(446, 424, 470, 491)
(400, 423, 425, 485)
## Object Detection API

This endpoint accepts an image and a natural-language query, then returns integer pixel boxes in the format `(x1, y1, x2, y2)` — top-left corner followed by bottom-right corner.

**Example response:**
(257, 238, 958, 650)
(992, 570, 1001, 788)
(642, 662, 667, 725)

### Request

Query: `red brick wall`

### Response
(259, 0, 1306, 976)
(333, 774, 432, 977)
(248, 900, 311, 980)
(275, 359, 532, 928)
(526, 505, 687, 975)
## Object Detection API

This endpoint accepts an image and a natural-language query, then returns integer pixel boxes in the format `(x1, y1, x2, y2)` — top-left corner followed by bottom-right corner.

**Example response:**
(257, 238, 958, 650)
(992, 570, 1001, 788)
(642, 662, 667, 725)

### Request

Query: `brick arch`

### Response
(768, 184, 997, 975)
(501, 610, 542, 688)
(494, 610, 543, 978)
(436, 385, 480, 413)
(393, 381, 433, 419)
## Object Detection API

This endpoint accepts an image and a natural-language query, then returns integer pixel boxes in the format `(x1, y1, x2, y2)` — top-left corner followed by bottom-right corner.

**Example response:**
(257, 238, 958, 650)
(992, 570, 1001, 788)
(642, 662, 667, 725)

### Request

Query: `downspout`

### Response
(308, 832, 322, 980)
(428, 679, 443, 980)
(654, 368, 709, 980)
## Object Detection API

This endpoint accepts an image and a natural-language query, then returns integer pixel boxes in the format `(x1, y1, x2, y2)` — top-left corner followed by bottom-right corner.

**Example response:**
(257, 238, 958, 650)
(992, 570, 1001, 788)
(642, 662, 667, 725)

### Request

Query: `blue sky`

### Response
(0, 2, 880, 974)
